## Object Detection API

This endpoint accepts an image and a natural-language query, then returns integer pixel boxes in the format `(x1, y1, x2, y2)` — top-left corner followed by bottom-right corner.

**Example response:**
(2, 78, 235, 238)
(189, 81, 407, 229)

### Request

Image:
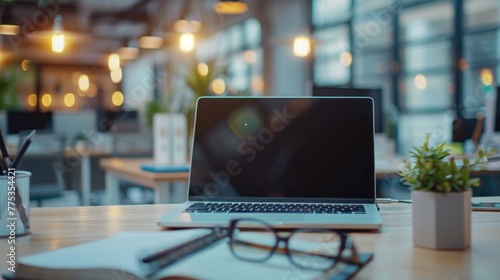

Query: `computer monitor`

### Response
(7, 111, 53, 134)
(494, 86, 500, 132)
(96, 109, 138, 132)
(312, 87, 384, 133)
(53, 111, 97, 142)
(453, 114, 485, 143)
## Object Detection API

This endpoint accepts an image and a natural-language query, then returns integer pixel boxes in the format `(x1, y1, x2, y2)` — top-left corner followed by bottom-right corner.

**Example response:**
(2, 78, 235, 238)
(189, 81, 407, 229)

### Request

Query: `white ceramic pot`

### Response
(412, 190, 471, 250)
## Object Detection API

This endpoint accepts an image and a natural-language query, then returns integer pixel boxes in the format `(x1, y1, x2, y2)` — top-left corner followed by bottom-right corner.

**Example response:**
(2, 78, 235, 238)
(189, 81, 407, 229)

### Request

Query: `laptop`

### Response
(157, 96, 383, 229)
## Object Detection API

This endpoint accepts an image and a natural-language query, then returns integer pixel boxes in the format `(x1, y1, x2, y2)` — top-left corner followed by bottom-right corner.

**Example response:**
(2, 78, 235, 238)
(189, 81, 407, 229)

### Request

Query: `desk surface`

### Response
(2, 198, 500, 279)
(99, 157, 189, 187)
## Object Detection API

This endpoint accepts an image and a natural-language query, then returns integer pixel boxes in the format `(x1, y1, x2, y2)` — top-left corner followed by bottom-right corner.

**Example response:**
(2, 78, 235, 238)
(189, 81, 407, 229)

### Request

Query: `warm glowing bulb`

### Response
(64, 93, 75, 107)
(110, 68, 122, 83)
(180, 32, 195, 52)
(213, 1, 249, 14)
(27, 94, 37, 107)
(210, 78, 226, 95)
(51, 33, 65, 53)
(340, 51, 352, 66)
(414, 74, 427, 90)
(108, 53, 120, 70)
(251, 76, 264, 93)
(197, 63, 209, 76)
(459, 59, 468, 71)
(118, 47, 139, 60)
(481, 69, 494, 86)
(112, 91, 124, 106)
(0, 24, 20, 35)
(243, 50, 257, 64)
(41, 93, 52, 107)
(78, 74, 89, 91)
(21, 60, 30, 71)
(139, 36, 164, 49)
(293, 36, 310, 57)
(173, 19, 202, 33)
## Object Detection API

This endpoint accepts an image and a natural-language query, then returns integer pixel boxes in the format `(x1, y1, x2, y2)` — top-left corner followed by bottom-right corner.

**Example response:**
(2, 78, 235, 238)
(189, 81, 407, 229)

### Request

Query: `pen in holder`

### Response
(0, 170, 32, 237)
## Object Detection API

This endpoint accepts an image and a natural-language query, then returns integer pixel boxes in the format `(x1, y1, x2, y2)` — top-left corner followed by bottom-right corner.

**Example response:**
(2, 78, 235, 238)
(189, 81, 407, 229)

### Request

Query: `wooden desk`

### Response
(1, 199, 499, 278)
(99, 157, 189, 204)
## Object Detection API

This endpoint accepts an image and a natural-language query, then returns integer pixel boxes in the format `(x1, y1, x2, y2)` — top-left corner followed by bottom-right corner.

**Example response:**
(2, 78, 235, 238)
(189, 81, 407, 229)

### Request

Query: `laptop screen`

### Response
(189, 97, 375, 203)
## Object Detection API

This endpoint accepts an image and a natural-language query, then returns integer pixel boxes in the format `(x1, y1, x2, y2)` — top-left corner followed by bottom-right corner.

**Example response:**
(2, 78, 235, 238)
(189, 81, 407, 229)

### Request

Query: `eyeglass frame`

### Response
(226, 218, 362, 271)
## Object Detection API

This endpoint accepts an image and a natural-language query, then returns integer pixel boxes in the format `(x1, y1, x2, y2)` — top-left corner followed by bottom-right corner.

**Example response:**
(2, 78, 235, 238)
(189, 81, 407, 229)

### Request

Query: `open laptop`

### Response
(157, 96, 383, 229)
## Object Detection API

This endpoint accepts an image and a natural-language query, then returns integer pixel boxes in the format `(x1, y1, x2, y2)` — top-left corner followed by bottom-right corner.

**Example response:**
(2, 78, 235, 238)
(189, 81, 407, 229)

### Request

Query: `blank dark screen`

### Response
(189, 97, 375, 203)
(7, 111, 53, 134)
(495, 87, 500, 132)
(312, 87, 383, 133)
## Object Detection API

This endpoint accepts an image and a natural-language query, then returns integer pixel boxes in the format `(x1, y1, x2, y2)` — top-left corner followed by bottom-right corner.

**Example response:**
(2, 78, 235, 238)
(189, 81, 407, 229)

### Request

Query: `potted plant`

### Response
(399, 133, 487, 250)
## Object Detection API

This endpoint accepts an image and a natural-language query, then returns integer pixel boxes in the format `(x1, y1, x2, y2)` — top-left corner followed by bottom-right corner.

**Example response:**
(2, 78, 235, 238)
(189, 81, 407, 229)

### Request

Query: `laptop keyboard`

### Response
(183, 203, 366, 214)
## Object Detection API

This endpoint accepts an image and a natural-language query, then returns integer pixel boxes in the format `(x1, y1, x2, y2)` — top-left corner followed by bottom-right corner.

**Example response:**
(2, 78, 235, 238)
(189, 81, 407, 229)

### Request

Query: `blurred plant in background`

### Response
(0, 63, 25, 110)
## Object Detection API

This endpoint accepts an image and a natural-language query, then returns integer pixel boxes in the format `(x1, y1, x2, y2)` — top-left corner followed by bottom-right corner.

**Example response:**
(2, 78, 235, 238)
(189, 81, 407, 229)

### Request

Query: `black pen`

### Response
(10, 130, 36, 169)
(140, 227, 228, 277)
(0, 127, 11, 171)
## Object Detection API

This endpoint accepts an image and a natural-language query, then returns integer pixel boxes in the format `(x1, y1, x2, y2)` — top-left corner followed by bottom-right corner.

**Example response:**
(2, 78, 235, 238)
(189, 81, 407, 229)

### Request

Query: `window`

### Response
(311, 0, 500, 136)
(196, 18, 263, 96)
(313, 26, 350, 85)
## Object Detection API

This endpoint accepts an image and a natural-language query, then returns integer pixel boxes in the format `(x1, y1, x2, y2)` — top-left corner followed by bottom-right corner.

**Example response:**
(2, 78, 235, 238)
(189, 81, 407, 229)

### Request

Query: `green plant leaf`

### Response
(399, 133, 485, 193)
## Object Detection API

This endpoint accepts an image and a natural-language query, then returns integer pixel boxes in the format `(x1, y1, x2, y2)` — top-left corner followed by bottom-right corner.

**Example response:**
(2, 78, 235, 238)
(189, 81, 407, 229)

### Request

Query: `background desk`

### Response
(2, 198, 499, 279)
(99, 157, 189, 204)
(98, 156, 404, 204)
(99, 156, 500, 205)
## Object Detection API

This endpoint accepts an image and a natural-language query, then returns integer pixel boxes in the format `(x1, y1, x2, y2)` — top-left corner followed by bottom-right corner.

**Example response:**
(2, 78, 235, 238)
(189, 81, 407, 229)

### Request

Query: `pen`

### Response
(10, 130, 36, 169)
(8, 130, 36, 232)
(140, 227, 228, 277)
(0, 158, 6, 175)
(0, 127, 11, 171)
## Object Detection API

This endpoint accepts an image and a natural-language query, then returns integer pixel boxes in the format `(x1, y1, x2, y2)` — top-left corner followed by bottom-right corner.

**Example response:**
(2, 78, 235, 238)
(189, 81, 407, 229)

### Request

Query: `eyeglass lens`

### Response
(231, 220, 343, 270)
(231, 220, 277, 261)
(289, 230, 342, 270)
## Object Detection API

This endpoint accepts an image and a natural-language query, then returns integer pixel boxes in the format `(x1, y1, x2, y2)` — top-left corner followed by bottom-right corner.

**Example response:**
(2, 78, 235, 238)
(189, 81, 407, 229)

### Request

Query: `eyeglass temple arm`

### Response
(234, 239, 362, 265)
(340, 237, 361, 265)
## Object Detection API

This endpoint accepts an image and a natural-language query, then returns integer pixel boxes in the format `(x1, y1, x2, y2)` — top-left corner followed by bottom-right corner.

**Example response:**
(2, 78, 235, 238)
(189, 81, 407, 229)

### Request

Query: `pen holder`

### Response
(0, 171, 32, 237)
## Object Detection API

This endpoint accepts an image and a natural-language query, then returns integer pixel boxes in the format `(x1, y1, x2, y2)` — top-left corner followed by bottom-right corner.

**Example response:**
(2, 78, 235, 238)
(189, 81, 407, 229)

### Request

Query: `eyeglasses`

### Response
(226, 218, 362, 271)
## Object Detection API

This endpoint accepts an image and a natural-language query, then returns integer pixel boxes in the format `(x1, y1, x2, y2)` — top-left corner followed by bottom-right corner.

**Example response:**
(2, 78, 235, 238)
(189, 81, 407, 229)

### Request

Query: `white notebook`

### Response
(7, 230, 370, 280)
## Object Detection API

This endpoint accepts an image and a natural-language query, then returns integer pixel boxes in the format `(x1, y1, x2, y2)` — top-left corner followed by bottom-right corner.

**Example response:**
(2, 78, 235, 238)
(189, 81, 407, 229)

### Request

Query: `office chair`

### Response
(16, 131, 67, 207)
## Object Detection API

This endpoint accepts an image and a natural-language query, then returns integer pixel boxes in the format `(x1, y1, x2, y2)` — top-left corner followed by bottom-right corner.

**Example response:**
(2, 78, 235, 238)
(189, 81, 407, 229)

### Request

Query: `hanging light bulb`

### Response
(0, 4, 20, 35)
(139, 26, 164, 49)
(110, 68, 122, 83)
(27, 94, 37, 107)
(118, 40, 139, 60)
(293, 36, 310, 57)
(108, 53, 120, 70)
(51, 15, 65, 53)
(41, 93, 52, 107)
(64, 93, 76, 107)
(78, 74, 90, 92)
(197, 63, 209, 76)
(213, 0, 249, 15)
(173, 19, 202, 33)
(179, 32, 195, 52)
(112, 91, 124, 107)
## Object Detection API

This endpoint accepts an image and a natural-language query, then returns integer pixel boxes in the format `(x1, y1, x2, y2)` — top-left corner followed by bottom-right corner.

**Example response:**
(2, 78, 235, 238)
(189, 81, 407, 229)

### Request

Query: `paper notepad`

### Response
(6, 229, 373, 280)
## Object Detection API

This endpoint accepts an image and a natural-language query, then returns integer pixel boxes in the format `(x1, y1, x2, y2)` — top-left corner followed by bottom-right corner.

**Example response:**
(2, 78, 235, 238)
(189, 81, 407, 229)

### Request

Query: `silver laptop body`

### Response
(158, 97, 383, 229)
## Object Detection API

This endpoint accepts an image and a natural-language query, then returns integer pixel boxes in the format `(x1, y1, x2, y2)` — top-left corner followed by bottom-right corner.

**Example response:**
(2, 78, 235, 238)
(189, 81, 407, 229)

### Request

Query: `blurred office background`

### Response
(0, 0, 498, 206)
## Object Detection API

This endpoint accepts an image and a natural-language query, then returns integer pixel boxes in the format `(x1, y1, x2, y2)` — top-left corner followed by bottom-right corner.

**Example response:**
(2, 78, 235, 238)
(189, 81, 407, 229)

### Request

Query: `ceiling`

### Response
(1, 0, 253, 67)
